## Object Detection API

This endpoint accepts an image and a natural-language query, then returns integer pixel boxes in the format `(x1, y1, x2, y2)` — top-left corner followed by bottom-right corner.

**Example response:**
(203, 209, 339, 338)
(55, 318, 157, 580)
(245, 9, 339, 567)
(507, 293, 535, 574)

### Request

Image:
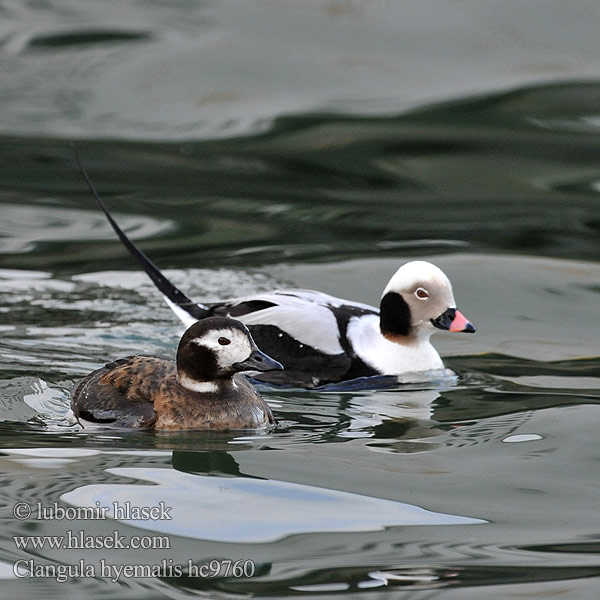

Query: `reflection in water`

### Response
(171, 449, 250, 478)
(1, 84, 600, 273)
(0, 561, 19, 581)
(0, 438, 599, 596)
(0, 37, 599, 595)
(503, 434, 543, 443)
(338, 388, 448, 454)
(61, 466, 485, 543)
(0, 203, 172, 255)
(244, 564, 600, 596)
(340, 389, 439, 436)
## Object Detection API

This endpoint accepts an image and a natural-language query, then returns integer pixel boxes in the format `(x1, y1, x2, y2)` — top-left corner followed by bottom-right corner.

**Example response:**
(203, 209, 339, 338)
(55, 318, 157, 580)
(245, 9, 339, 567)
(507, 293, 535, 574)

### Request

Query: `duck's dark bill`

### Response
(431, 308, 476, 333)
(234, 349, 284, 373)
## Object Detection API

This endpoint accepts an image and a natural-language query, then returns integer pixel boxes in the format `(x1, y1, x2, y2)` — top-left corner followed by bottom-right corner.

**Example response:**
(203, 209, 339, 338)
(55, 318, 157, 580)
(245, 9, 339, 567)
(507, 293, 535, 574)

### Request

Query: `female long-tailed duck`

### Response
(76, 155, 476, 388)
(71, 317, 283, 430)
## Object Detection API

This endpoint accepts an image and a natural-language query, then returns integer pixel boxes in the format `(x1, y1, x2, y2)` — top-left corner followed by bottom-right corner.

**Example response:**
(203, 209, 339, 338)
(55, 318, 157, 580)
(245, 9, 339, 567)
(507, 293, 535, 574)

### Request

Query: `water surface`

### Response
(1, 2, 600, 598)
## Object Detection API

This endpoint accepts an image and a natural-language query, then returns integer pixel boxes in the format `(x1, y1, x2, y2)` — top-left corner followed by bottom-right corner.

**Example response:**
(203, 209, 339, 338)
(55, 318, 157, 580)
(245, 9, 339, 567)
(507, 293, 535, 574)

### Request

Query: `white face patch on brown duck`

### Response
(176, 316, 283, 392)
(189, 328, 253, 369)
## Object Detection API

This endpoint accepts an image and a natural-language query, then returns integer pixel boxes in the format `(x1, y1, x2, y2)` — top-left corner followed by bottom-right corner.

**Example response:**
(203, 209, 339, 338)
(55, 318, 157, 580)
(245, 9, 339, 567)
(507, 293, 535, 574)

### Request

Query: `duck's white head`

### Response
(379, 261, 475, 342)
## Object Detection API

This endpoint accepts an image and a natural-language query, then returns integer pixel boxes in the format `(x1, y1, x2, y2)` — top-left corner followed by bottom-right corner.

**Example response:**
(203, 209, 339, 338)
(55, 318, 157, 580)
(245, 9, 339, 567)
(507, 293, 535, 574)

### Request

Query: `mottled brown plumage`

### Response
(71, 317, 281, 431)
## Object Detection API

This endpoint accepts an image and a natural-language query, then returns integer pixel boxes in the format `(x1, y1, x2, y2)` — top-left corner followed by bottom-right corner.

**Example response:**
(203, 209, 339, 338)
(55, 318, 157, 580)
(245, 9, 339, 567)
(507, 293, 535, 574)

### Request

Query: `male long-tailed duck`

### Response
(76, 155, 476, 388)
(71, 317, 283, 430)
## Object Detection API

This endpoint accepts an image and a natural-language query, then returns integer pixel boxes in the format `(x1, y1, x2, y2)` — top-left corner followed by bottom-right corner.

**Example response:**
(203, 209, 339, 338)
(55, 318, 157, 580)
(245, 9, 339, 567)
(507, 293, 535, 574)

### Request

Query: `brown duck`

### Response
(71, 317, 283, 430)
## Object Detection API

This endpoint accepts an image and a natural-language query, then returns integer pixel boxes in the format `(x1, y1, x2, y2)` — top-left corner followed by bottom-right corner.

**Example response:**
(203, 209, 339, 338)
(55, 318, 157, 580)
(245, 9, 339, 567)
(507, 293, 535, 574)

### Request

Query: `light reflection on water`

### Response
(0, 253, 596, 596)
(61, 465, 485, 543)
(0, 204, 173, 254)
(1, 5, 600, 592)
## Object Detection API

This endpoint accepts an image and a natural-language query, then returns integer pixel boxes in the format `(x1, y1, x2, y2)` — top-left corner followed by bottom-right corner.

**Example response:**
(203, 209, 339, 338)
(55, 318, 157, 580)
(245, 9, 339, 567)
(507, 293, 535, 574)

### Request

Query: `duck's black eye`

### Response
(218, 337, 231, 346)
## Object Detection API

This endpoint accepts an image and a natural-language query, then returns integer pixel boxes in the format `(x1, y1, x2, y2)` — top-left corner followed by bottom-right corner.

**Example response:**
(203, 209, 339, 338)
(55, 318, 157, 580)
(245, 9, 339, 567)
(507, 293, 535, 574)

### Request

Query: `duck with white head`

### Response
(74, 152, 476, 388)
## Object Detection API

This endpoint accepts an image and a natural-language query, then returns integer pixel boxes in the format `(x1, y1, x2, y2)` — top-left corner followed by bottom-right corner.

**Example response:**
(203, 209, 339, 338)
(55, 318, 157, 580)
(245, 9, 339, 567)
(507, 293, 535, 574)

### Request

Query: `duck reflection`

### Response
(338, 388, 446, 454)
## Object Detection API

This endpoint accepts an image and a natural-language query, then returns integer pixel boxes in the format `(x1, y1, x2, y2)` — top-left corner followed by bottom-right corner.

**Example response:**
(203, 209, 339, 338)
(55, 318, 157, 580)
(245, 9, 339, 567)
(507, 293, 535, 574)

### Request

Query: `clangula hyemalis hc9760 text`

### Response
(76, 155, 476, 388)
(71, 317, 283, 430)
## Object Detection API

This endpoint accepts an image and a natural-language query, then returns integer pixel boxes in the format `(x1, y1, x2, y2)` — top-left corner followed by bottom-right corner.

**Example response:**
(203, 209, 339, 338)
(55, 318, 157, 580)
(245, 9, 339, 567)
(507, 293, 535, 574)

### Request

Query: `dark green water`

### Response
(1, 3, 600, 599)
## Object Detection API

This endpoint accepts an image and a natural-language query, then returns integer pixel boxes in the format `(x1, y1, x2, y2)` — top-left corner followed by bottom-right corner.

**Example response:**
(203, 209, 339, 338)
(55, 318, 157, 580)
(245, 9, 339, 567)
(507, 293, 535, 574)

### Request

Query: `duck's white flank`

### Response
(347, 315, 444, 374)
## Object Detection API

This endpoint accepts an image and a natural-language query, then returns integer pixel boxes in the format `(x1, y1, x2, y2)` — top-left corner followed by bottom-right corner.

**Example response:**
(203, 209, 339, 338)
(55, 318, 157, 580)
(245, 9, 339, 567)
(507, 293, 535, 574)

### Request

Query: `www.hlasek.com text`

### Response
(14, 530, 170, 550)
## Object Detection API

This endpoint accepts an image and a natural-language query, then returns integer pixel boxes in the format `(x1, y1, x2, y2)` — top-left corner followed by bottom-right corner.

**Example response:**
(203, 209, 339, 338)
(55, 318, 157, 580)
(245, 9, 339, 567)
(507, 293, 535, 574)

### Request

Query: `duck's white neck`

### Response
(347, 315, 444, 375)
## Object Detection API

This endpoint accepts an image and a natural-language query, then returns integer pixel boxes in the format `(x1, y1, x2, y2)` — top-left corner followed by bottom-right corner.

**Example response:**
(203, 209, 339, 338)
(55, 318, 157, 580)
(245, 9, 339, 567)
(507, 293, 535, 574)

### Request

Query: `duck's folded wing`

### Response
(71, 356, 173, 428)
(210, 289, 378, 355)
(207, 291, 378, 386)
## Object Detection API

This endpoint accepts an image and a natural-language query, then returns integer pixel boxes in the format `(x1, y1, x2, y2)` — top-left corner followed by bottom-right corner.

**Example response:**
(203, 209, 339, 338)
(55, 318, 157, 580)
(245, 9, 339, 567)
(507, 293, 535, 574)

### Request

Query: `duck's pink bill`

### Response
(449, 310, 476, 333)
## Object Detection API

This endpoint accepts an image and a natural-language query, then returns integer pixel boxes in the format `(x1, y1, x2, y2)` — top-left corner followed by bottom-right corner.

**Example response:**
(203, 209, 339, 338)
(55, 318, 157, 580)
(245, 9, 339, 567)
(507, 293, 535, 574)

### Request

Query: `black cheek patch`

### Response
(177, 344, 219, 381)
(379, 292, 412, 337)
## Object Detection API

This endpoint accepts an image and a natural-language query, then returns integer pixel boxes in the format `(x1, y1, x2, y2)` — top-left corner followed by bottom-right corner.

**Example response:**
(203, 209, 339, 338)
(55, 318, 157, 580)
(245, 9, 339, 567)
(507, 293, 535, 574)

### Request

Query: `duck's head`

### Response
(379, 261, 476, 343)
(176, 316, 283, 391)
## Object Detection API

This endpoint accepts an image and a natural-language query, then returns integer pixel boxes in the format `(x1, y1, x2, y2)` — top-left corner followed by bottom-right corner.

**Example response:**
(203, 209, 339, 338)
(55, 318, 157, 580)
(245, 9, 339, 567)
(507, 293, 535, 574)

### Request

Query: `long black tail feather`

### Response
(73, 146, 209, 321)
